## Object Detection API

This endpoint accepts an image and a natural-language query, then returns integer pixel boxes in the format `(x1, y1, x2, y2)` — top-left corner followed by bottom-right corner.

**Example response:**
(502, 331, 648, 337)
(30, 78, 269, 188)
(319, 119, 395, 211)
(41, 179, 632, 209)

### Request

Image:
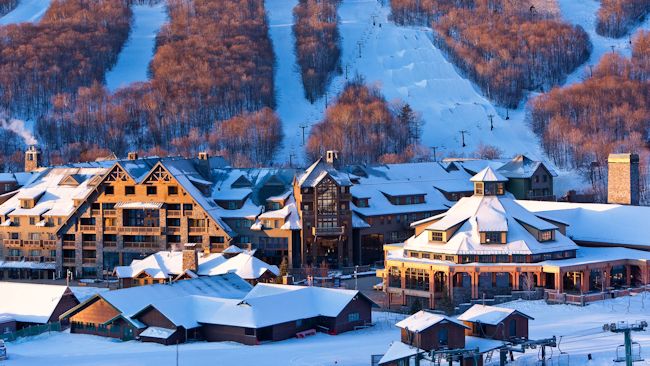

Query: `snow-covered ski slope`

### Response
(268, 0, 544, 166)
(558, 0, 650, 86)
(105, 2, 167, 92)
(0, 0, 50, 25)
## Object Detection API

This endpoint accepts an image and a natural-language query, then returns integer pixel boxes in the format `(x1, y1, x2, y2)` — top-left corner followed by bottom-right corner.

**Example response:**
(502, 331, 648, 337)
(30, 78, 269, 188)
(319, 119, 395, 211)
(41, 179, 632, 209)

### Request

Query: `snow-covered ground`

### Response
(557, 0, 650, 85)
(105, 2, 167, 92)
(0, 0, 50, 25)
(4, 295, 650, 365)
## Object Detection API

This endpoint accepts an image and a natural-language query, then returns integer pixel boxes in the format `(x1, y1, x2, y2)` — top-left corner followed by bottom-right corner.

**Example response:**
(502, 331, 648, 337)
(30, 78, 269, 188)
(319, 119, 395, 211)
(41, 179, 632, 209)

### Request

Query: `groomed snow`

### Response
(105, 2, 167, 91)
(0, 0, 51, 25)
(5, 295, 650, 365)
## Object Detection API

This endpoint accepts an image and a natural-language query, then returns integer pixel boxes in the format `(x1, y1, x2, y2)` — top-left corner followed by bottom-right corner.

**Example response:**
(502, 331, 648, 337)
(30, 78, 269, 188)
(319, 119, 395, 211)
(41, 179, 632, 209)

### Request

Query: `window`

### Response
(105, 186, 114, 195)
(430, 231, 443, 242)
(125, 186, 135, 195)
(483, 232, 503, 244)
(389, 267, 401, 288)
(29, 217, 36, 225)
(50, 250, 56, 257)
(475, 182, 484, 195)
(348, 312, 360, 322)
(405, 268, 429, 291)
(497, 183, 505, 195)
(538, 230, 553, 242)
(244, 328, 255, 336)
(183, 204, 193, 211)
(316, 178, 338, 228)
(30, 249, 40, 256)
(146, 186, 157, 195)
(438, 328, 449, 346)
(543, 175, 548, 183)
(9, 249, 20, 256)
(168, 186, 178, 195)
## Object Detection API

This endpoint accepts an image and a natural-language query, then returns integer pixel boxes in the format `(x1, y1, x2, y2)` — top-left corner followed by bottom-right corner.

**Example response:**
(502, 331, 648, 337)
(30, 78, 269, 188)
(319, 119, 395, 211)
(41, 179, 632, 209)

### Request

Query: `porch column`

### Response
(429, 270, 436, 310)
(554, 272, 563, 293)
(604, 266, 612, 288)
(513, 270, 520, 290)
(447, 270, 454, 303)
(538, 271, 545, 287)
(471, 271, 479, 299)
(625, 264, 632, 287)
(581, 270, 590, 293)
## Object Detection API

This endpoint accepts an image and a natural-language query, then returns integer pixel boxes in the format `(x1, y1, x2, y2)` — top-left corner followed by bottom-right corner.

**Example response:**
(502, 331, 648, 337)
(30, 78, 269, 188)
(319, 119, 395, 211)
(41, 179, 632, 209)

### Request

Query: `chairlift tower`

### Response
(604, 321, 648, 366)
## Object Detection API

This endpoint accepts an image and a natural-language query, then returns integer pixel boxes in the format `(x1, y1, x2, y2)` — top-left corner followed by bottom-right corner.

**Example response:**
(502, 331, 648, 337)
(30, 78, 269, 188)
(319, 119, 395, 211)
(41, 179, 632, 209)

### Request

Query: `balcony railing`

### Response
(189, 226, 206, 233)
(118, 226, 161, 234)
(167, 226, 181, 234)
(90, 209, 100, 216)
(63, 241, 76, 248)
(103, 209, 116, 216)
(183, 210, 193, 217)
(82, 258, 96, 264)
(42, 240, 56, 246)
(82, 241, 96, 248)
(312, 226, 345, 236)
(22, 240, 43, 247)
(79, 225, 96, 232)
(5, 256, 21, 261)
(104, 226, 117, 232)
(3, 239, 21, 246)
(104, 241, 117, 248)
(124, 241, 159, 249)
(167, 210, 181, 217)
(63, 258, 75, 265)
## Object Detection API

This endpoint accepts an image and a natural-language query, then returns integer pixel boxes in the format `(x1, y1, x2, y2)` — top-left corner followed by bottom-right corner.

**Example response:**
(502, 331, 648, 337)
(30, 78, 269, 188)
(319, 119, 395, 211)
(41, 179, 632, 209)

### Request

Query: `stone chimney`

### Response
(127, 151, 139, 160)
(196, 151, 210, 178)
(25, 145, 41, 172)
(607, 153, 639, 205)
(182, 243, 199, 273)
(325, 150, 340, 169)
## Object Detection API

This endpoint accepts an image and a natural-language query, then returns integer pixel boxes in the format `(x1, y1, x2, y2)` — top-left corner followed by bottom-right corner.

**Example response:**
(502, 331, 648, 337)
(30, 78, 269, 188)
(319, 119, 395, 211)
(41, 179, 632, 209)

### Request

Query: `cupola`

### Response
(470, 167, 508, 196)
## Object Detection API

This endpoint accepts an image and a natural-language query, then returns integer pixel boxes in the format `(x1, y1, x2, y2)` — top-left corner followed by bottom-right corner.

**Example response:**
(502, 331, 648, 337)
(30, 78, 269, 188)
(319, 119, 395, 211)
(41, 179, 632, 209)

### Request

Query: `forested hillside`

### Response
(293, 0, 341, 102)
(389, 0, 590, 107)
(0, 0, 132, 118)
(529, 30, 650, 200)
(596, 0, 650, 38)
(35, 0, 278, 165)
(306, 79, 421, 165)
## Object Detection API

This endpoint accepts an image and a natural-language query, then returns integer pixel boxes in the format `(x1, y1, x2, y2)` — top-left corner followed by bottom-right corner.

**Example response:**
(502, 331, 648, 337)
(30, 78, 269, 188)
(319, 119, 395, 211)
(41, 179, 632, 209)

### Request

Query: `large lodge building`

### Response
(0, 147, 648, 298)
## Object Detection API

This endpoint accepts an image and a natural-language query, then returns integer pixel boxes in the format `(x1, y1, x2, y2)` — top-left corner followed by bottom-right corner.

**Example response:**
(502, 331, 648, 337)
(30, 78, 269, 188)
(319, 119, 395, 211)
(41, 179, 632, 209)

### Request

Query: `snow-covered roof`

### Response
(114, 250, 278, 281)
(457, 304, 532, 325)
(465, 336, 506, 353)
(396, 310, 467, 332)
(297, 158, 352, 187)
(404, 192, 575, 256)
(0, 283, 76, 324)
(498, 155, 557, 178)
(470, 167, 508, 182)
(0, 260, 56, 270)
(378, 341, 421, 365)
(139, 326, 176, 339)
(516, 200, 650, 249)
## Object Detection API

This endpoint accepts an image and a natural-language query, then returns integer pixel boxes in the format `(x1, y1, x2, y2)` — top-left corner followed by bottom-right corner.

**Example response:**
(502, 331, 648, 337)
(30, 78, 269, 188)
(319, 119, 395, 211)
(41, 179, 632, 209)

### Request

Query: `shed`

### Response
(395, 310, 468, 351)
(457, 305, 533, 340)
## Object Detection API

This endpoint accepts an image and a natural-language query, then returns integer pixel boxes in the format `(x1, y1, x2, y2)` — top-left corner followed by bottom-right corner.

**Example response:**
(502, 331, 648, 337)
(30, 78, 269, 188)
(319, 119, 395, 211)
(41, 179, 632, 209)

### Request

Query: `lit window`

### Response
(475, 182, 484, 195)
(539, 230, 553, 242)
(484, 232, 503, 244)
(430, 231, 443, 242)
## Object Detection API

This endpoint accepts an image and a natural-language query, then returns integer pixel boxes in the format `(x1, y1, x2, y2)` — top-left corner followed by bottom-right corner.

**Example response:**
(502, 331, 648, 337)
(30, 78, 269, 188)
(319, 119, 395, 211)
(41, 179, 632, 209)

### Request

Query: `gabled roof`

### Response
(203, 252, 280, 280)
(396, 310, 468, 332)
(497, 155, 557, 178)
(0, 283, 76, 324)
(457, 304, 533, 325)
(379, 341, 422, 365)
(297, 158, 351, 187)
(470, 167, 508, 183)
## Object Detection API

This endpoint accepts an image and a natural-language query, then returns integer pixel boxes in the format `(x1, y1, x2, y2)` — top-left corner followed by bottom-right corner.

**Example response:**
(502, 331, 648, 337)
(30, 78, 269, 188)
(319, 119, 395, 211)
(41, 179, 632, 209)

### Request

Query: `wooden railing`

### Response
(124, 242, 159, 249)
(104, 226, 117, 232)
(167, 210, 181, 217)
(167, 226, 181, 233)
(90, 209, 101, 216)
(312, 226, 344, 236)
(118, 226, 161, 234)
(79, 225, 96, 232)
(183, 210, 193, 217)
(189, 226, 206, 233)
(62, 241, 76, 248)
(22, 240, 42, 247)
(104, 241, 117, 248)
(103, 209, 116, 216)
(5, 256, 21, 261)
(63, 258, 75, 265)
(3, 239, 21, 246)
(82, 241, 96, 248)
(82, 258, 96, 264)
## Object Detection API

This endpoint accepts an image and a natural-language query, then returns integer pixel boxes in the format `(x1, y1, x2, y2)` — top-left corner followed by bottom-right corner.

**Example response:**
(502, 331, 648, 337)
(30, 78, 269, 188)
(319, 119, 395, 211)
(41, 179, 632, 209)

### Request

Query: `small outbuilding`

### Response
(458, 304, 533, 340)
(0, 282, 79, 331)
(395, 310, 468, 351)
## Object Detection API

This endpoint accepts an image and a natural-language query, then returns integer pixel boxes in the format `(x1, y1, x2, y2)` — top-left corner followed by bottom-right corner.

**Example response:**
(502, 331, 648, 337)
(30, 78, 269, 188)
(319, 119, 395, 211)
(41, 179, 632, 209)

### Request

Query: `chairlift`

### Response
(557, 336, 570, 366)
(0, 339, 7, 360)
(614, 342, 643, 363)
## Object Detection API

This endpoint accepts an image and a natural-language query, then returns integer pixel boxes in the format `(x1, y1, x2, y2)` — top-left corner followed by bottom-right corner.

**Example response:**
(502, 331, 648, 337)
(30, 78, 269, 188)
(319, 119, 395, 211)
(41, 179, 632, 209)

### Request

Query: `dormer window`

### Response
(482, 231, 506, 244)
(538, 230, 554, 242)
(474, 182, 484, 195)
(430, 231, 444, 242)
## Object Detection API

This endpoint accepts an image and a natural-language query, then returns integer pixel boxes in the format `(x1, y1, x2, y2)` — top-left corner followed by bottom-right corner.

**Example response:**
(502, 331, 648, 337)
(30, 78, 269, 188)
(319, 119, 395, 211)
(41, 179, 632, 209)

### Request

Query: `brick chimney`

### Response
(25, 145, 41, 172)
(196, 151, 211, 179)
(127, 151, 139, 160)
(182, 243, 199, 273)
(607, 153, 639, 205)
(325, 150, 340, 169)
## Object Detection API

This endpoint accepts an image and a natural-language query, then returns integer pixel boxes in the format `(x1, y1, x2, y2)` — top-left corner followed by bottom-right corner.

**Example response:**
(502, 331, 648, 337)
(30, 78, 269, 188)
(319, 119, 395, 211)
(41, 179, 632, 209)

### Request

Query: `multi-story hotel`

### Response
(0, 147, 646, 284)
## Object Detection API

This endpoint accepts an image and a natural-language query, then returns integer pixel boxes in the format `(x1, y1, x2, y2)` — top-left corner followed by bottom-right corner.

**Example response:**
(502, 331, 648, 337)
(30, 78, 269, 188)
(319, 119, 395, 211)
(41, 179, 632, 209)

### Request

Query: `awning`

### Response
(115, 202, 163, 209)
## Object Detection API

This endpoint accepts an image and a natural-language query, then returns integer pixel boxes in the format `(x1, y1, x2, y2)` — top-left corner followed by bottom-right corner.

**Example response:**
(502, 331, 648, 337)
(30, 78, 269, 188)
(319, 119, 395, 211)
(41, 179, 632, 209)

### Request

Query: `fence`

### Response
(1, 322, 62, 342)
(545, 285, 650, 306)
(70, 322, 135, 341)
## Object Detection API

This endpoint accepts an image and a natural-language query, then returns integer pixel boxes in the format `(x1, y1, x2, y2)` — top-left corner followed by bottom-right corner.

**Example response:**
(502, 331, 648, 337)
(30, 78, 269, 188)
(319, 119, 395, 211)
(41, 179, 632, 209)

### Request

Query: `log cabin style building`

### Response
(1, 147, 647, 283)
(457, 304, 532, 341)
(60, 274, 375, 345)
(378, 167, 650, 309)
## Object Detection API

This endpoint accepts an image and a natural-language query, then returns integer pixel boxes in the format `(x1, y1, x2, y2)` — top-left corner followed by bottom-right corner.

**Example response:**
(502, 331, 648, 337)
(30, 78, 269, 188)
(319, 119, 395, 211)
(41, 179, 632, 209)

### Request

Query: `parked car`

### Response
(0, 339, 7, 360)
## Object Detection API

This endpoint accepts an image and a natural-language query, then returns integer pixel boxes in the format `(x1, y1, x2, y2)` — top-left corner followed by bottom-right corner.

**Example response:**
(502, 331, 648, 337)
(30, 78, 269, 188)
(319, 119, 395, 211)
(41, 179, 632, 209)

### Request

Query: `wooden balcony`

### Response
(104, 241, 117, 248)
(312, 226, 345, 236)
(124, 241, 159, 249)
(103, 209, 116, 216)
(63, 258, 75, 265)
(42, 240, 56, 246)
(90, 209, 101, 216)
(82, 241, 96, 248)
(104, 226, 117, 232)
(167, 210, 181, 217)
(22, 240, 43, 247)
(183, 210, 193, 217)
(5, 256, 21, 261)
(24, 256, 43, 262)
(117, 226, 161, 234)
(63, 241, 76, 248)
(3, 239, 21, 246)
(167, 226, 181, 234)
(79, 225, 96, 232)
(188, 226, 206, 233)
(82, 258, 96, 265)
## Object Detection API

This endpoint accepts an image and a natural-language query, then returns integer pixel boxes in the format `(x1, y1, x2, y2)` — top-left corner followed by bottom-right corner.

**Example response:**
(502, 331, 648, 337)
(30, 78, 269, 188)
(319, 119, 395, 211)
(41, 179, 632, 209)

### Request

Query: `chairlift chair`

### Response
(614, 342, 644, 363)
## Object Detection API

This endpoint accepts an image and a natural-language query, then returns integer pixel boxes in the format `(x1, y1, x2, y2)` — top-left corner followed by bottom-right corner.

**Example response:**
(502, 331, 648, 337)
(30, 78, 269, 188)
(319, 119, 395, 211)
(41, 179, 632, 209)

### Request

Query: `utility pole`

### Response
(299, 124, 309, 146)
(459, 130, 468, 147)
(357, 41, 363, 58)
(371, 15, 378, 26)
(345, 64, 349, 80)
(488, 114, 495, 131)
(288, 153, 296, 168)
(604, 321, 648, 366)
(431, 146, 440, 162)
(505, 109, 510, 120)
